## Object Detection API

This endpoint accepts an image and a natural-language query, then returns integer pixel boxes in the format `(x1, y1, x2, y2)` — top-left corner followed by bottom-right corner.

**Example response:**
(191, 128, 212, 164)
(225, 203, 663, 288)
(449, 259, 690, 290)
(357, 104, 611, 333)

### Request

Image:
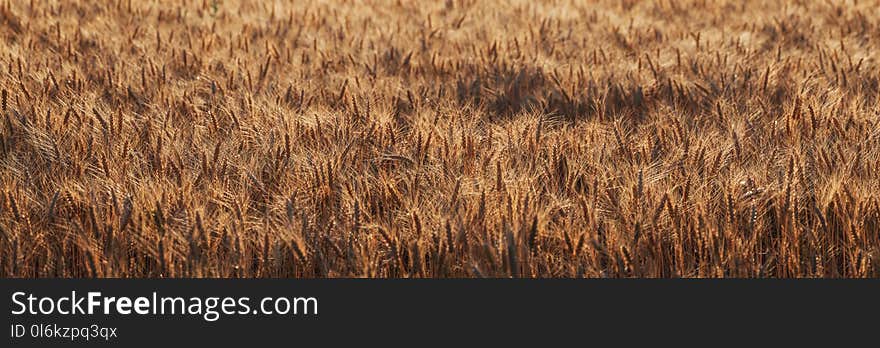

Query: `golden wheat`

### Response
(0, 0, 878, 278)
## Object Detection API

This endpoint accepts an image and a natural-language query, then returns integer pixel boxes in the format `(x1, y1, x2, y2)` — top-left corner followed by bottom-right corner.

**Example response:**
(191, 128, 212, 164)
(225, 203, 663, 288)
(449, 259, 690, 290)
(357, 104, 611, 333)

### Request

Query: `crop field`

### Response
(0, 0, 878, 277)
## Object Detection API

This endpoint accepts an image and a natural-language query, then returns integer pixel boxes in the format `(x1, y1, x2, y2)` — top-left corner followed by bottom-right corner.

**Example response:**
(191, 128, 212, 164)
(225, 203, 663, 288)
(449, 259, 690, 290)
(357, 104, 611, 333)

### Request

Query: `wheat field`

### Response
(1, 0, 879, 278)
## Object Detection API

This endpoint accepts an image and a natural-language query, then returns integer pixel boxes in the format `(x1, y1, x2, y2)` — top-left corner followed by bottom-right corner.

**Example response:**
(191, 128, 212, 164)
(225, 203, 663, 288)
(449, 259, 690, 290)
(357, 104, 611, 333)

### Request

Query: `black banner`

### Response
(2, 280, 878, 346)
